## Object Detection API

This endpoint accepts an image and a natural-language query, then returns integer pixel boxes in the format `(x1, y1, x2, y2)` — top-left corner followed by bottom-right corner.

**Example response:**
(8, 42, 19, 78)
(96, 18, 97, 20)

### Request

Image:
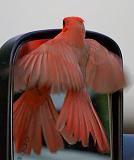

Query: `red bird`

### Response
(13, 16, 125, 154)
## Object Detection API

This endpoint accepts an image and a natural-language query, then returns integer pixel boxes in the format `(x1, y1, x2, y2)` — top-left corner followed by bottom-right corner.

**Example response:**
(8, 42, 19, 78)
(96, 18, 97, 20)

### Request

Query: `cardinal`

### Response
(13, 16, 125, 155)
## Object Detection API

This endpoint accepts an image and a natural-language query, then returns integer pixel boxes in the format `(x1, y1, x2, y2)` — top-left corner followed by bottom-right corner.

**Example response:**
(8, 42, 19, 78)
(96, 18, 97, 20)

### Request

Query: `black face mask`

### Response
(63, 20, 65, 27)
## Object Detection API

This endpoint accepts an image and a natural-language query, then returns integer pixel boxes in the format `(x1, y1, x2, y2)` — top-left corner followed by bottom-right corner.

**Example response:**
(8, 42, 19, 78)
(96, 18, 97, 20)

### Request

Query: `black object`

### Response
(0, 29, 123, 160)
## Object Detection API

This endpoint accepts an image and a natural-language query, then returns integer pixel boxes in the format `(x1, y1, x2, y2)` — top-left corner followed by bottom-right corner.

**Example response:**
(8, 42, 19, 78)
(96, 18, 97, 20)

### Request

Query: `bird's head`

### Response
(62, 16, 85, 34)
(61, 16, 85, 47)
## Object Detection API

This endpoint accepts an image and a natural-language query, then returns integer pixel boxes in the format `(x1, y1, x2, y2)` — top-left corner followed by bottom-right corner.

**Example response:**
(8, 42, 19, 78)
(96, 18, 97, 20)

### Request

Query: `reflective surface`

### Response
(13, 92, 111, 160)
(14, 148, 110, 160)
(13, 40, 111, 160)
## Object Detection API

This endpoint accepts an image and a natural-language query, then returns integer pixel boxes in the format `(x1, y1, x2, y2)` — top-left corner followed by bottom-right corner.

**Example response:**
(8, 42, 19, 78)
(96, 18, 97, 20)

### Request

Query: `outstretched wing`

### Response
(85, 39, 126, 93)
(18, 39, 48, 58)
(14, 39, 84, 92)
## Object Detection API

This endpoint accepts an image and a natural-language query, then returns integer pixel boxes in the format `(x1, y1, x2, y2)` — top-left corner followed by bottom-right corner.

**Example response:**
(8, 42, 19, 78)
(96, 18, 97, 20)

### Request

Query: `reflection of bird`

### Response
(14, 16, 125, 154)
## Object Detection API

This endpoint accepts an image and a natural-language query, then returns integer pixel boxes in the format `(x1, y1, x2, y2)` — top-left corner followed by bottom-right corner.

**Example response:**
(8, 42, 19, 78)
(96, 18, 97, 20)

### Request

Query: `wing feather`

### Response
(85, 39, 126, 93)
(14, 40, 84, 92)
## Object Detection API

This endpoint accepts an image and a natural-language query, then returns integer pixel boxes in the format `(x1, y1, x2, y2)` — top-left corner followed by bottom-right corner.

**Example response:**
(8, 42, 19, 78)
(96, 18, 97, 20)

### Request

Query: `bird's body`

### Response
(13, 17, 125, 155)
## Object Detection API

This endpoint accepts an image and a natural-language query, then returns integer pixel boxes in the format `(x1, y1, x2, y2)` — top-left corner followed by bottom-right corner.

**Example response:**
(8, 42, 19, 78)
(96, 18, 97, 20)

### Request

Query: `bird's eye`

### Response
(63, 20, 65, 27)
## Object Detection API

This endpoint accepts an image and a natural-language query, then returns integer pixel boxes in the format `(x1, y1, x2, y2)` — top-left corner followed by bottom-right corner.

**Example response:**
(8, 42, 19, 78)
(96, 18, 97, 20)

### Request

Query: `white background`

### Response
(0, 0, 134, 133)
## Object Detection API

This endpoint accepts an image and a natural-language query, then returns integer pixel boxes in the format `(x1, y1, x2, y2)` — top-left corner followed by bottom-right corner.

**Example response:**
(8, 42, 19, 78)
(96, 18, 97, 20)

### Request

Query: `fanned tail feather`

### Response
(13, 88, 64, 154)
(57, 90, 110, 153)
(39, 95, 64, 153)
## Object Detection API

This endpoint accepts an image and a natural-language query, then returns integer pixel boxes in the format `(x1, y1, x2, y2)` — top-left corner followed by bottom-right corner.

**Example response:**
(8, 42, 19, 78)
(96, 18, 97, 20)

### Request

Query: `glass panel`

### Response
(13, 40, 112, 160)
